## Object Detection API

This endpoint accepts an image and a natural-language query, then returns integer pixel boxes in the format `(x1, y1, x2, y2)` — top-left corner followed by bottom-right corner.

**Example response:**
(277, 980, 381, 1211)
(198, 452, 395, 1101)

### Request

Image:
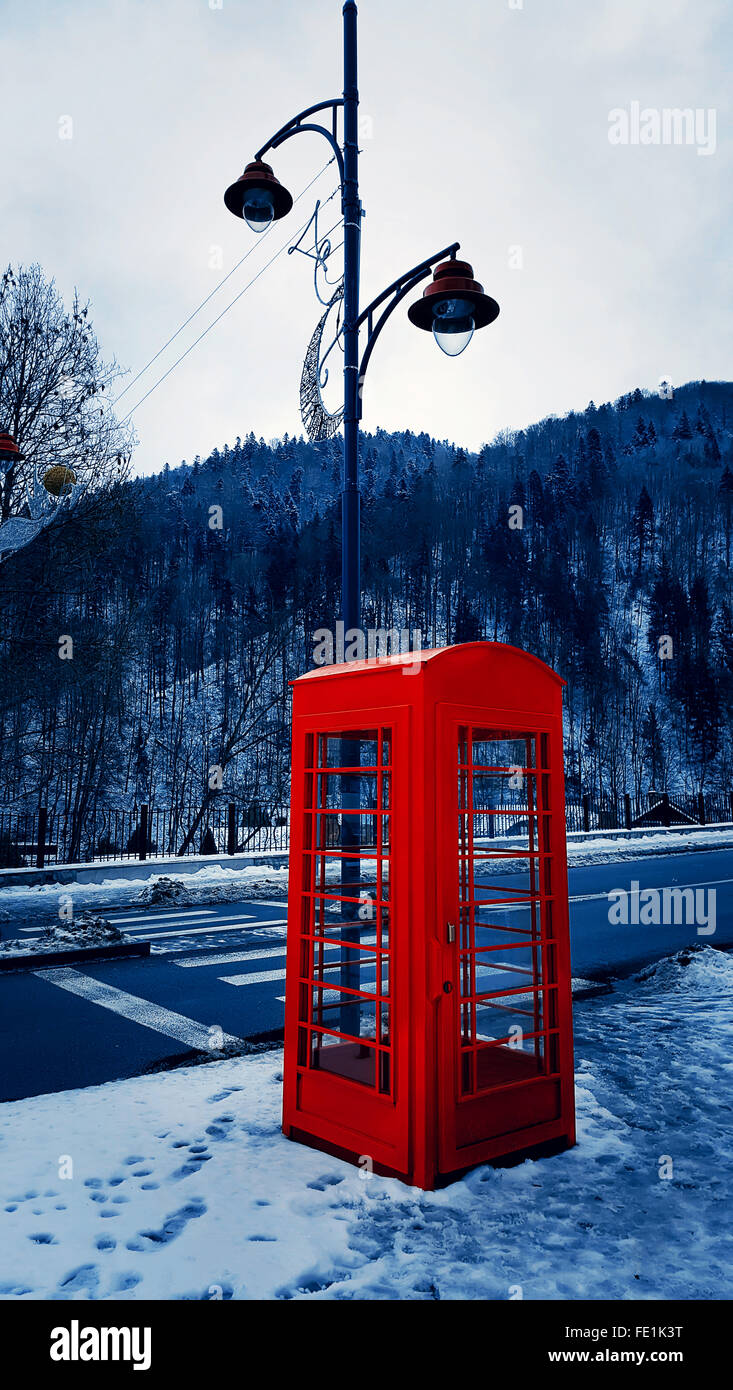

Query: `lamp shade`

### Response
(0, 432, 24, 466)
(224, 160, 293, 225)
(408, 261, 500, 337)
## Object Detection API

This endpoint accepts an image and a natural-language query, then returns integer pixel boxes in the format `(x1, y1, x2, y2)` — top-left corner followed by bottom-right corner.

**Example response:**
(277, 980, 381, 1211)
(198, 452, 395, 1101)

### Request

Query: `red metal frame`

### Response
(282, 643, 575, 1190)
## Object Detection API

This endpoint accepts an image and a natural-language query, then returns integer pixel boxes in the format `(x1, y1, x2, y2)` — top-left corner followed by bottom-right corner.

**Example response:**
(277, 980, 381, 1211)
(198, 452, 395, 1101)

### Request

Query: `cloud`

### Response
(1, 0, 730, 473)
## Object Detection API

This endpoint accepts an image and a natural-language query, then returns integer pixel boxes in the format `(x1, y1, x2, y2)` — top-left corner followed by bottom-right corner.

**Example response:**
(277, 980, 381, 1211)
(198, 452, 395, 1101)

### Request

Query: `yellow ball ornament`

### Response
(42, 466, 77, 497)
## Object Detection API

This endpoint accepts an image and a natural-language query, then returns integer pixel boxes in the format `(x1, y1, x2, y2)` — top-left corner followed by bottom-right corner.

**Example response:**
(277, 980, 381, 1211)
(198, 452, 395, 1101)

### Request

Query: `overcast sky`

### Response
(1, 0, 730, 473)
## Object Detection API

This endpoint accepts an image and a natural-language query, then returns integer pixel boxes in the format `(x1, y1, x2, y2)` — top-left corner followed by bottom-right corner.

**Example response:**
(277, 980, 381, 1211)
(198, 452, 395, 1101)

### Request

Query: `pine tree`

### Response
(631, 486, 654, 572)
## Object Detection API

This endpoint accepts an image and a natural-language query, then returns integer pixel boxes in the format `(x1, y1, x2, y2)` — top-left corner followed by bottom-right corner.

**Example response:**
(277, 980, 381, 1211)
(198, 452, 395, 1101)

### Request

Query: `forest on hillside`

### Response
(0, 377, 731, 849)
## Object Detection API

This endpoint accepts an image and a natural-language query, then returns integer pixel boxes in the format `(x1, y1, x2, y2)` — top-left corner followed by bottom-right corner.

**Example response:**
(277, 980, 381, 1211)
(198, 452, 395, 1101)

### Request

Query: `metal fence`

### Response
(0, 801, 290, 869)
(0, 789, 731, 871)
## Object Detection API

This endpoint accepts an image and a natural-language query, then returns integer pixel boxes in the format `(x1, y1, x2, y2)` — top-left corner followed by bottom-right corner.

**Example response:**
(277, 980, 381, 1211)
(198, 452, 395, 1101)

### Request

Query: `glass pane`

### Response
(300, 724, 394, 1096)
(312, 989, 379, 1038)
(311, 1031, 377, 1088)
(470, 946, 541, 994)
(467, 733, 537, 770)
(320, 731, 380, 767)
(456, 723, 554, 1098)
(312, 854, 391, 902)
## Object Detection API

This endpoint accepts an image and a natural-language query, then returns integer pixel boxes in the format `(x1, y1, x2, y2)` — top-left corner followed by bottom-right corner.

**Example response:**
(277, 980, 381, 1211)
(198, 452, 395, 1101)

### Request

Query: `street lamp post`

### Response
(224, 0, 500, 652)
(224, 0, 499, 1038)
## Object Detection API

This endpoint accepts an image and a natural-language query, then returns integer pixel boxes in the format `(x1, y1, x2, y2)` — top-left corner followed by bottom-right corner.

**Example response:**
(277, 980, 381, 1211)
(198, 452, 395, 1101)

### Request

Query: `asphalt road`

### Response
(0, 849, 730, 1103)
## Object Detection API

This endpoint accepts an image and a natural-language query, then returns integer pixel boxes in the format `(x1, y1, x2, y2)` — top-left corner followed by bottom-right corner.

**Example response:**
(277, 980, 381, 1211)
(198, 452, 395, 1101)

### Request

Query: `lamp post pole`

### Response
(338, 4, 363, 1039)
(341, 0, 361, 645)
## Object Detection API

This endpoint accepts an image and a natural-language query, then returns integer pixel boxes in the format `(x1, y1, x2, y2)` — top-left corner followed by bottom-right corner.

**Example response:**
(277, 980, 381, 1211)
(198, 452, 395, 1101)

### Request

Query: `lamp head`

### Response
(408, 260, 500, 356)
(0, 432, 24, 467)
(224, 160, 293, 232)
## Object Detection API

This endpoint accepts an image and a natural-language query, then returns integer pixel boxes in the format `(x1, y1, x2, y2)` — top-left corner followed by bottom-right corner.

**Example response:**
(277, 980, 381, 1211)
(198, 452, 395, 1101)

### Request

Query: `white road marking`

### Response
(175, 937, 376, 969)
(176, 946, 289, 968)
(33, 968, 242, 1049)
(107, 909, 216, 924)
(123, 917, 285, 940)
(220, 968, 287, 986)
(219, 941, 380, 989)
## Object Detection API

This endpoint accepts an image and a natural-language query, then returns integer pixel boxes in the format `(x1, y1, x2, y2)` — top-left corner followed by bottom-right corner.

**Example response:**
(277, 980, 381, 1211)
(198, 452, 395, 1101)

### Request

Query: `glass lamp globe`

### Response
(432, 297, 476, 357)
(243, 188, 275, 234)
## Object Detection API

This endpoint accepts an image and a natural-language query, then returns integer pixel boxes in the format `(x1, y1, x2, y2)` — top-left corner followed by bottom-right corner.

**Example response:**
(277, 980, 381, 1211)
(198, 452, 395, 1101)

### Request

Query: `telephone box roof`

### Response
(293, 641, 565, 686)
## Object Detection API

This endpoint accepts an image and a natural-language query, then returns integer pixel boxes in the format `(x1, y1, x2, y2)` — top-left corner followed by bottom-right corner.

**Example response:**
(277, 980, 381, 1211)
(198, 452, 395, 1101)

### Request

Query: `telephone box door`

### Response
(436, 706, 573, 1174)
(284, 705, 411, 1175)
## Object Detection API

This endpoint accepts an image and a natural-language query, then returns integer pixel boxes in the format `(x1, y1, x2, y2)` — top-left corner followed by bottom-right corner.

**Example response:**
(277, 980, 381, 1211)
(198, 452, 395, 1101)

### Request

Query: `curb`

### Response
(0, 939, 151, 974)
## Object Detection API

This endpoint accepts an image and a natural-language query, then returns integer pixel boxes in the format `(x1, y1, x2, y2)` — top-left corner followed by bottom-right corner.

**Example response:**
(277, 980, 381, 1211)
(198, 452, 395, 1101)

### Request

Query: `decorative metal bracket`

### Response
(256, 99, 345, 192)
(356, 242, 460, 418)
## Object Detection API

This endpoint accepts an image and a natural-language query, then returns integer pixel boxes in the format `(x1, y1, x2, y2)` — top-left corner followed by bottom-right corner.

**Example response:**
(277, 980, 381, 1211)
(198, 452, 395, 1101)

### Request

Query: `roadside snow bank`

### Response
(0, 947, 731, 1301)
(0, 914, 128, 958)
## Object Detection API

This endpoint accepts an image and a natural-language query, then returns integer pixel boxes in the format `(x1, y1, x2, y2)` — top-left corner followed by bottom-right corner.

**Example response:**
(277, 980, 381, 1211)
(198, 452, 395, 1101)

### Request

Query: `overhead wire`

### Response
(113, 155, 339, 415)
(118, 196, 343, 426)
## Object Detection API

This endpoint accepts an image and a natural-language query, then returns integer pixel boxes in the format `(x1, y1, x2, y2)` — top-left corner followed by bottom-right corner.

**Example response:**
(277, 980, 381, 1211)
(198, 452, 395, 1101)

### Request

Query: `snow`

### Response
(1, 946, 731, 1301)
(565, 825, 733, 866)
(0, 914, 128, 958)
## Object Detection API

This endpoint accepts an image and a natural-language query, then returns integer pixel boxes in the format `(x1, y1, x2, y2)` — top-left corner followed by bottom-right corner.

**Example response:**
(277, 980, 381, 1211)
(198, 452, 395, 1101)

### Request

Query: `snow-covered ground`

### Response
(0, 827, 730, 933)
(565, 825, 733, 865)
(1, 946, 730, 1301)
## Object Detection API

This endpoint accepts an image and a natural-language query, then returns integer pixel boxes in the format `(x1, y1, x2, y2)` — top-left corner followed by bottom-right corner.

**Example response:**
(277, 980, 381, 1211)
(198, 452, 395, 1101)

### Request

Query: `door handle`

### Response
(446, 921, 456, 944)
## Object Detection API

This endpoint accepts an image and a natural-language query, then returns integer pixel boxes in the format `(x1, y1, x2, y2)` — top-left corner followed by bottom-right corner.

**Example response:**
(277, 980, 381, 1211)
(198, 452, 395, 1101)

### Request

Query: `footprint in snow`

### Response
(114, 1272, 142, 1291)
(124, 1155, 145, 1165)
(96, 1236, 116, 1251)
(137, 1201, 207, 1248)
(58, 1264, 100, 1293)
(206, 1117, 235, 1139)
(171, 1162, 206, 1180)
(28, 1232, 57, 1245)
(307, 1175, 345, 1191)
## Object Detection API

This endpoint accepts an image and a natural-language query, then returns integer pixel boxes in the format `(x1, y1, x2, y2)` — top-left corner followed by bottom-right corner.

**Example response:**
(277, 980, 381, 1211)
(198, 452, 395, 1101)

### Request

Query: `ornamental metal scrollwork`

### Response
(290, 200, 345, 442)
(299, 283, 344, 443)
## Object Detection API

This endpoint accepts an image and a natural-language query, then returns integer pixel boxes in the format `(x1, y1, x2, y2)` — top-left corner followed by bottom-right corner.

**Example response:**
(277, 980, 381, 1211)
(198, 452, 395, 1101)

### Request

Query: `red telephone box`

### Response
(282, 642, 575, 1189)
